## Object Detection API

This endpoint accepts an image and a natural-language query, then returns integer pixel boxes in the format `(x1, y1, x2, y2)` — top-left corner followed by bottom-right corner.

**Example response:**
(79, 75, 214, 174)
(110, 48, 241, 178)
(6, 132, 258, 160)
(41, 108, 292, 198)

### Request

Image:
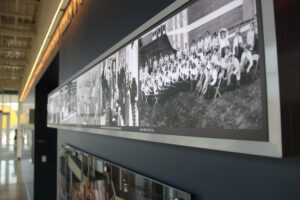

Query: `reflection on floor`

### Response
(0, 131, 28, 200)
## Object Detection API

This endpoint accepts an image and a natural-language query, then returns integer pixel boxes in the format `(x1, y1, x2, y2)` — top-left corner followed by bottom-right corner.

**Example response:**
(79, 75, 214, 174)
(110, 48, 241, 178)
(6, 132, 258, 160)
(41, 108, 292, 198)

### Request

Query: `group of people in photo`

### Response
(100, 56, 138, 127)
(47, 94, 60, 124)
(62, 151, 189, 200)
(60, 82, 77, 123)
(76, 67, 100, 125)
(50, 18, 260, 125)
(49, 46, 139, 127)
(140, 19, 260, 104)
(70, 180, 115, 200)
(100, 58, 121, 126)
(115, 60, 138, 127)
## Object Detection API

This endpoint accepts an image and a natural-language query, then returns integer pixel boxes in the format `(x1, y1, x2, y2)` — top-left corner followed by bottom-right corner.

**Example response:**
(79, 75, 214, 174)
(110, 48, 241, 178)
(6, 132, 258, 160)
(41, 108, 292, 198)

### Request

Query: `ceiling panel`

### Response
(0, 0, 41, 90)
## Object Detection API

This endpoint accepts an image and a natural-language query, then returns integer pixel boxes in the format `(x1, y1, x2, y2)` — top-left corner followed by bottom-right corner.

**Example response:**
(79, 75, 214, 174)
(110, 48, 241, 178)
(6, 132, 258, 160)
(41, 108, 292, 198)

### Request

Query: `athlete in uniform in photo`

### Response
(190, 40, 197, 56)
(176, 47, 183, 61)
(211, 32, 219, 51)
(118, 61, 126, 125)
(203, 31, 212, 54)
(197, 35, 204, 53)
(218, 28, 229, 80)
(233, 27, 244, 61)
(91, 80, 98, 124)
(240, 44, 254, 74)
(247, 21, 256, 51)
(230, 51, 242, 86)
(130, 75, 138, 126)
(219, 28, 229, 60)
(226, 49, 240, 86)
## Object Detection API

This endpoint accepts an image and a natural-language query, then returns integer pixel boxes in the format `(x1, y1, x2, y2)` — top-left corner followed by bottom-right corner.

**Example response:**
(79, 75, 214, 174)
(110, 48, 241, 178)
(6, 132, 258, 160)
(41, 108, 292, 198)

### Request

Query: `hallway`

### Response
(0, 131, 28, 200)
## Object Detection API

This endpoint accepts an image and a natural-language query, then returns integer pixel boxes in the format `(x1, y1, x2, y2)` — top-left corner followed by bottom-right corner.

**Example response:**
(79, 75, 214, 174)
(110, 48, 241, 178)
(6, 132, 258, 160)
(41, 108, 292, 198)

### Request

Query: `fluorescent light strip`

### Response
(20, 0, 65, 101)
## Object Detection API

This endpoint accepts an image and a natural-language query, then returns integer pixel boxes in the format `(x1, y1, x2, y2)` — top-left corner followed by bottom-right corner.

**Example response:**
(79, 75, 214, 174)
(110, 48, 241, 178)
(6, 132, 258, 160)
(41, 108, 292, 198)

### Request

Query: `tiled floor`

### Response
(0, 132, 28, 200)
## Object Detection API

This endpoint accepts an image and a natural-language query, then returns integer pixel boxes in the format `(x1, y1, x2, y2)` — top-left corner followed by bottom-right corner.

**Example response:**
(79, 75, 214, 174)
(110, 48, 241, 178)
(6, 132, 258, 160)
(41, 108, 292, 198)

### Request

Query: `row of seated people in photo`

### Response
(140, 20, 259, 104)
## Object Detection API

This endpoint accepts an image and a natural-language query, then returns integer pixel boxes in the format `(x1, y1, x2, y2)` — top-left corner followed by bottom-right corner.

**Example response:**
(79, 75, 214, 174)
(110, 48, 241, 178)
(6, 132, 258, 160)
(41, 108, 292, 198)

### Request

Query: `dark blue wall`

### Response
(35, 53, 59, 200)
(57, 0, 300, 199)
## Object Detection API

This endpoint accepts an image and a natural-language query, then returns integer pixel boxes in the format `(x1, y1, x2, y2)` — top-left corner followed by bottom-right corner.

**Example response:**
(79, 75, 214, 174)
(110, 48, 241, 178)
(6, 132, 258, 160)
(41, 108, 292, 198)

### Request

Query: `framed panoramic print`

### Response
(59, 145, 191, 200)
(48, 0, 282, 157)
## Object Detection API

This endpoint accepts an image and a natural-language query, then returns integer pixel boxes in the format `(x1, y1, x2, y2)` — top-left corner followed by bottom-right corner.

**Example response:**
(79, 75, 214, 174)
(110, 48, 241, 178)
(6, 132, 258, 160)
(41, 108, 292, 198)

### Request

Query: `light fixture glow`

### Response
(20, 0, 84, 102)
(20, 0, 65, 101)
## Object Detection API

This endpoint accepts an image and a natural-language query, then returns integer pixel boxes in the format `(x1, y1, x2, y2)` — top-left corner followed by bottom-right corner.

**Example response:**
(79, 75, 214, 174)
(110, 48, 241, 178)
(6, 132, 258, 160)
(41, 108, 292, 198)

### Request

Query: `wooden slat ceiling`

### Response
(0, 0, 40, 90)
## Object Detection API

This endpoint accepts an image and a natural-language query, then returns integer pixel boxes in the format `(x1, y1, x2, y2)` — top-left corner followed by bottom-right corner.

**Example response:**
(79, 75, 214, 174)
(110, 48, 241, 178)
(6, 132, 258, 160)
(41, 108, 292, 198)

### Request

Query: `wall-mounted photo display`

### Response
(138, 0, 267, 138)
(47, 91, 60, 124)
(99, 41, 139, 127)
(48, 0, 282, 157)
(59, 145, 191, 200)
(75, 65, 101, 125)
(60, 146, 83, 200)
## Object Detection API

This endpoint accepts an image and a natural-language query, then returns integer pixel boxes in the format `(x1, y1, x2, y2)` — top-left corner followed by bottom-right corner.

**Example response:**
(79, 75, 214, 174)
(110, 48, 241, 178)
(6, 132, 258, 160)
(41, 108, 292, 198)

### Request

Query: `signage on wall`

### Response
(47, 0, 282, 157)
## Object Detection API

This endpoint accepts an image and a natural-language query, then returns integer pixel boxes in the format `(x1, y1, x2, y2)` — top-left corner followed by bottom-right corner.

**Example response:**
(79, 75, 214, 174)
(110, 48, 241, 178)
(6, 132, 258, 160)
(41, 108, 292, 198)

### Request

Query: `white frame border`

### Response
(49, 0, 282, 158)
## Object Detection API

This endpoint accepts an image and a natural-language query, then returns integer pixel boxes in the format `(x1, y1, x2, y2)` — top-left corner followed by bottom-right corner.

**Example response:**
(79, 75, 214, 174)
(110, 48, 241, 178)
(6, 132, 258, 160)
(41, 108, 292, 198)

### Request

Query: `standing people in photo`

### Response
(197, 35, 204, 53)
(211, 32, 219, 51)
(118, 61, 126, 125)
(204, 31, 212, 54)
(240, 44, 254, 74)
(130, 73, 138, 126)
(233, 27, 244, 61)
(247, 21, 256, 51)
(218, 28, 229, 78)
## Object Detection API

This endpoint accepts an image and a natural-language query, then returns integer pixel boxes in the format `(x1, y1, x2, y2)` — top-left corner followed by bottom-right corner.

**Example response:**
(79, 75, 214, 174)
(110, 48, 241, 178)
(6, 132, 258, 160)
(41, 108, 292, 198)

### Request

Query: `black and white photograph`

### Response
(47, 0, 282, 156)
(47, 94, 54, 124)
(53, 65, 101, 126)
(138, 0, 265, 131)
(100, 41, 139, 127)
(76, 65, 101, 125)
(99, 54, 119, 126)
(47, 91, 60, 124)
(123, 41, 139, 127)
(59, 81, 77, 124)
